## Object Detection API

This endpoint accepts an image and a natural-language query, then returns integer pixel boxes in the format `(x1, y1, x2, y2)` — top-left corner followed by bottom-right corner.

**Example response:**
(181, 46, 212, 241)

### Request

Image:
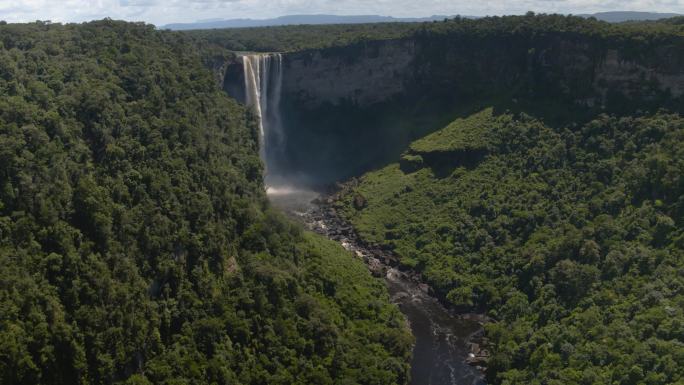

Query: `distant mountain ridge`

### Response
(162, 14, 457, 30)
(578, 11, 682, 22)
(162, 11, 683, 31)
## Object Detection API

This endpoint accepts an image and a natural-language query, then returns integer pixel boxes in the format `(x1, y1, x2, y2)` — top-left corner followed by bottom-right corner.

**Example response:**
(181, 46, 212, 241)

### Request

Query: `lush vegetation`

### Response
(2, 13, 683, 385)
(184, 23, 418, 53)
(0, 20, 412, 385)
(183, 16, 684, 384)
(338, 108, 684, 384)
(186, 13, 684, 53)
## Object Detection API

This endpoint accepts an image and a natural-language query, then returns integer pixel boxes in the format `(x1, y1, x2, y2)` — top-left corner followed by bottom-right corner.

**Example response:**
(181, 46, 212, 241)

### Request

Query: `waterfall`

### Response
(242, 53, 283, 171)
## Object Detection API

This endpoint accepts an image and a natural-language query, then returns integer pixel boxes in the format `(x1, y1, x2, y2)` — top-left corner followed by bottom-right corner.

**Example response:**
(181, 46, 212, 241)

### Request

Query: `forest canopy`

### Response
(338, 109, 684, 385)
(185, 13, 684, 53)
(1, 12, 684, 385)
(0, 20, 412, 385)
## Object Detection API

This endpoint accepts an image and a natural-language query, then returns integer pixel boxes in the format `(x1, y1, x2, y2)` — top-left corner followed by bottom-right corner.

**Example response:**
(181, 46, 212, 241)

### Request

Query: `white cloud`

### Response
(0, 0, 681, 25)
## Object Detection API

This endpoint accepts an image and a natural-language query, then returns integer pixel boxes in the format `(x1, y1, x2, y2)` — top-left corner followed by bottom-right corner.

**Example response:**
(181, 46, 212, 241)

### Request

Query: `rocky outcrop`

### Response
(399, 154, 424, 173)
(352, 193, 367, 210)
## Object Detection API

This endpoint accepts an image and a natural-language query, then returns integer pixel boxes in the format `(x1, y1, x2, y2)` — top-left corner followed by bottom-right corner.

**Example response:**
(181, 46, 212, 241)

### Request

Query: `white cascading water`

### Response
(242, 53, 283, 165)
(242, 53, 315, 210)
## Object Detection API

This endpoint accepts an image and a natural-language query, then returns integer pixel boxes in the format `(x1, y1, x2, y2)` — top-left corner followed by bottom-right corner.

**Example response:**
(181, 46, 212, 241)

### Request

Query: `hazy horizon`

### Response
(0, 0, 682, 26)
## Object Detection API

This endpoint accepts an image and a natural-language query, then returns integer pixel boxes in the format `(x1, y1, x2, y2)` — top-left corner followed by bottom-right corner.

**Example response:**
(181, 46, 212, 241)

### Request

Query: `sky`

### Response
(0, 0, 682, 26)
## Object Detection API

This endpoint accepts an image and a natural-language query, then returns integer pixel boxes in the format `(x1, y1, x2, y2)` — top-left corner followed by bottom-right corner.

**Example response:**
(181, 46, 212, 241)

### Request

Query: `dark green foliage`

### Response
(188, 13, 684, 53)
(0, 20, 411, 385)
(184, 23, 418, 52)
(338, 109, 684, 384)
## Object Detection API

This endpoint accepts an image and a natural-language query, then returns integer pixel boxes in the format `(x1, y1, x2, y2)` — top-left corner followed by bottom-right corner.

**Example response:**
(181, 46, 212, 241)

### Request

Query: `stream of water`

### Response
(268, 188, 487, 385)
(242, 53, 487, 384)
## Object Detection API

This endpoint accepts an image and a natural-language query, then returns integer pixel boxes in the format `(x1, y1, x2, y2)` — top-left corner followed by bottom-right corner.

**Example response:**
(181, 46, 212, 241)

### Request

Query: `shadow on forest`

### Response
(267, 86, 682, 188)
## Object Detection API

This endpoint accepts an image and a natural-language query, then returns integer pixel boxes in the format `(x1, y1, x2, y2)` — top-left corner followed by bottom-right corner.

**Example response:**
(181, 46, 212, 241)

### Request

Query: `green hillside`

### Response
(2, 13, 683, 385)
(338, 109, 684, 384)
(0, 20, 411, 385)
(189, 13, 684, 53)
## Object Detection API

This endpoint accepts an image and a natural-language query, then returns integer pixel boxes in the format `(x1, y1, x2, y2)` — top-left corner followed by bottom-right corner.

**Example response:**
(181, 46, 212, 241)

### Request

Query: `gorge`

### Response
(239, 51, 487, 385)
(224, 24, 684, 186)
(221, 16, 684, 384)
(2, 15, 683, 385)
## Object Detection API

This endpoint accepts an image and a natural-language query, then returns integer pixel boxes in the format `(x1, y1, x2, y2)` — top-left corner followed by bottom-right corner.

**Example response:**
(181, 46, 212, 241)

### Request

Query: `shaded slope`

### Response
(337, 109, 684, 384)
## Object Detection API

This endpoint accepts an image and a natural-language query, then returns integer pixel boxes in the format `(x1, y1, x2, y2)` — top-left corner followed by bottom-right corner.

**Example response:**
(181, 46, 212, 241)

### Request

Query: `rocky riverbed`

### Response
(268, 185, 491, 385)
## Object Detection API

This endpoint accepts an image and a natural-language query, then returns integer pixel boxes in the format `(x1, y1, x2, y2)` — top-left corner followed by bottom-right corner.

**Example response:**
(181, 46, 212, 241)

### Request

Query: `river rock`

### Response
(393, 292, 410, 302)
(418, 283, 430, 293)
(367, 258, 385, 277)
(466, 354, 489, 366)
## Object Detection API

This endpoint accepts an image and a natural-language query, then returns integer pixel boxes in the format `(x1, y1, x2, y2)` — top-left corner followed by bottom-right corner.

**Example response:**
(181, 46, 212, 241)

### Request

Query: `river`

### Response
(268, 186, 487, 385)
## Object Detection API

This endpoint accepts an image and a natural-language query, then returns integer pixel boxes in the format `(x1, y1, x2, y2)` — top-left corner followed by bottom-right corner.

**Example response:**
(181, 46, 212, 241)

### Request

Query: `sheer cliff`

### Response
(220, 16, 684, 184)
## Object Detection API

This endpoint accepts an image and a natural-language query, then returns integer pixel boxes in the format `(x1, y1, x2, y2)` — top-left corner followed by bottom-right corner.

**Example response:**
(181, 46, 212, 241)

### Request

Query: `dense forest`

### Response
(188, 13, 684, 53)
(2, 13, 684, 385)
(0, 20, 412, 385)
(338, 109, 684, 384)
(186, 23, 417, 53)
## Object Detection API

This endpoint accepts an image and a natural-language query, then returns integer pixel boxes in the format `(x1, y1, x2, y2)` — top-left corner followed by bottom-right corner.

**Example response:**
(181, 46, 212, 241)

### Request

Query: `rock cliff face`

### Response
(281, 39, 416, 107)
(267, 35, 684, 110)
(221, 34, 684, 184)
(596, 49, 684, 99)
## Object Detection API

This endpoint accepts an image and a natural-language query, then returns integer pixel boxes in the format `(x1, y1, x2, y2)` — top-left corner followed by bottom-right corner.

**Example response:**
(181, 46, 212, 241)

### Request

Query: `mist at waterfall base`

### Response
(241, 53, 485, 385)
(241, 53, 322, 215)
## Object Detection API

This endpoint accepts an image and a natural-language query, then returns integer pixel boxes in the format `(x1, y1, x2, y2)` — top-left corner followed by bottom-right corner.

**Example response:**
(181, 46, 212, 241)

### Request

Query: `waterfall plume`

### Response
(242, 53, 283, 173)
(242, 53, 315, 204)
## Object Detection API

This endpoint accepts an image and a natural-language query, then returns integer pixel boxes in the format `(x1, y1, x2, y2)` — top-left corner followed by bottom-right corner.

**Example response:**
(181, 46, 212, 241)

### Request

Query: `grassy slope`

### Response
(338, 108, 684, 384)
(409, 109, 496, 153)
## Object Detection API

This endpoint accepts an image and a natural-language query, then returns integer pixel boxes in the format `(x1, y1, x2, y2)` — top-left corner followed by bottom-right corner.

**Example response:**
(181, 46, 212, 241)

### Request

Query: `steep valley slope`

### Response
(336, 108, 684, 384)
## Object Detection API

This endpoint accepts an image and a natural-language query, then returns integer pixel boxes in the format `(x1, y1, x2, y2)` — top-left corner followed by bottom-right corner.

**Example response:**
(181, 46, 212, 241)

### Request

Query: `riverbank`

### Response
(268, 185, 490, 385)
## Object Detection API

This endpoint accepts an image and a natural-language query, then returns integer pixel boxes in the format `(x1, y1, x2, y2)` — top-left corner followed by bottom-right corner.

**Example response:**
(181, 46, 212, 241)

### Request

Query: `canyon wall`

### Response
(274, 35, 684, 109)
(221, 33, 684, 184)
(281, 39, 416, 107)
